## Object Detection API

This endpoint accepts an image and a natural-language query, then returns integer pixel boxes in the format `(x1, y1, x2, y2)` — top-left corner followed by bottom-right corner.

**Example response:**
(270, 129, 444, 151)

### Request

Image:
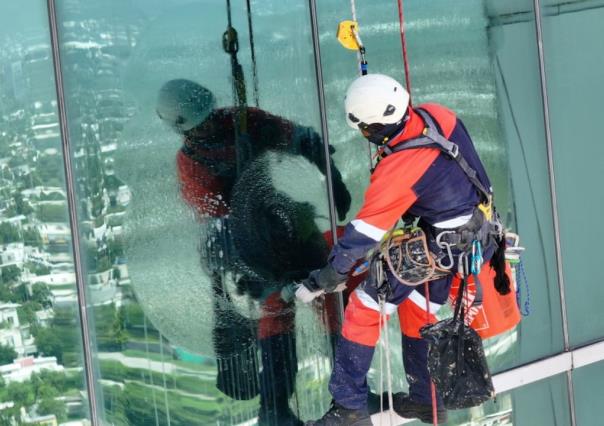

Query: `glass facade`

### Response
(539, 1, 604, 348)
(486, 0, 565, 364)
(0, 1, 601, 425)
(0, 1, 90, 424)
(573, 360, 604, 426)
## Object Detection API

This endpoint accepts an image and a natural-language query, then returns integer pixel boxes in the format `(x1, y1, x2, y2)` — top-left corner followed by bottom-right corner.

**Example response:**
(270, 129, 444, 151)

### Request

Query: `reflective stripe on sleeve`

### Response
(350, 219, 387, 241)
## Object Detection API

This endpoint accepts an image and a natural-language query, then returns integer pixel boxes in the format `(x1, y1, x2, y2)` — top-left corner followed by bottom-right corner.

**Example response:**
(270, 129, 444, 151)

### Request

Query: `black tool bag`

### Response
(419, 278, 495, 409)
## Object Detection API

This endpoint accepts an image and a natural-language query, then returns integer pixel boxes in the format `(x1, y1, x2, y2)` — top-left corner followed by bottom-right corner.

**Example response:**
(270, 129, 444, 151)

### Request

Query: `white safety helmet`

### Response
(156, 79, 216, 133)
(344, 74, 410, 134)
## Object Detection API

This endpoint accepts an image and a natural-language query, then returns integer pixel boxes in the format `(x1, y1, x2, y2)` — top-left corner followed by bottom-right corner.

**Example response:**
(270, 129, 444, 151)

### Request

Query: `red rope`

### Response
(400, 2, 435, 420)
(396, 0, 413, 105)
(423, 281, 438, 426)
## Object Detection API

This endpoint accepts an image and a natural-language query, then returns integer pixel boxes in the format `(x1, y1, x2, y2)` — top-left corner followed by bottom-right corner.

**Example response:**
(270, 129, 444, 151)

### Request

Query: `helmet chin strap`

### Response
(365, 119, 406, 146)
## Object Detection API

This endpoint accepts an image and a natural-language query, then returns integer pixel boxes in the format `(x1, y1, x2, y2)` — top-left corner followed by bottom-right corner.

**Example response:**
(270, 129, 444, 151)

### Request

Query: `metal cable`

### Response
(245, 0, 260, 107)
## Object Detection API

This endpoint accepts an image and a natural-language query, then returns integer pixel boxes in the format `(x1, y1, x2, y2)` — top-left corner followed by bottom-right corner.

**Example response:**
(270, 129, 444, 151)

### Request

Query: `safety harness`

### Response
(380, 109, 491, 203)
(376, 108, 506, 299)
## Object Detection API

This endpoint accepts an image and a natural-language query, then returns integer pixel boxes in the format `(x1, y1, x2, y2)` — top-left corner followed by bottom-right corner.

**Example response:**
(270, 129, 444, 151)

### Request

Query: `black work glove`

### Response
(302, 264, 348, 293)
(295, 263, 348, 304)
(310, 263, 348, 292)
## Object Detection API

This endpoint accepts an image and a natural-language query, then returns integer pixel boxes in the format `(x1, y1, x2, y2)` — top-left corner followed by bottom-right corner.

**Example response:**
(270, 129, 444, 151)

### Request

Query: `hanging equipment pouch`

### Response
(381, 227, 450, 286)
(420, 277, 495, 409)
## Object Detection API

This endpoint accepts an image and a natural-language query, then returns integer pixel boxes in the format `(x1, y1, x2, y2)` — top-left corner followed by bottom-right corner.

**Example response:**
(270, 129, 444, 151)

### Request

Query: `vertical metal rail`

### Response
(46, 1, 99, 424)
(566, 371, 577, 426)
(308, 0, 345, 316)
(308, 0, 339, 245)
(532, 1, 576, 424)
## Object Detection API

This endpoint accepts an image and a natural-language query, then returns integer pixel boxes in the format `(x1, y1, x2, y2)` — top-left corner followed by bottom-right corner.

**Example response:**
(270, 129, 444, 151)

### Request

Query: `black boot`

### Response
(259, 405, 303, 426)
(392, 393, 448, 424)
(306, 402, 372, 426)
(367, 390, 388, 414)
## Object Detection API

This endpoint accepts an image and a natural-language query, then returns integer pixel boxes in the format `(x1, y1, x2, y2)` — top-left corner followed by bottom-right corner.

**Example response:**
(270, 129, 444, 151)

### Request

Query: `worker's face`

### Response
(359, 123, 385, 141)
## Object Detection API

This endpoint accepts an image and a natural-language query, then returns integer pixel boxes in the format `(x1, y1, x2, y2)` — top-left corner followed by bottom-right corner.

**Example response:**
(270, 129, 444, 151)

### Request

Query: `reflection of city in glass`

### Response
(0, 4, 90, 425)
(0, 0, 601, 425)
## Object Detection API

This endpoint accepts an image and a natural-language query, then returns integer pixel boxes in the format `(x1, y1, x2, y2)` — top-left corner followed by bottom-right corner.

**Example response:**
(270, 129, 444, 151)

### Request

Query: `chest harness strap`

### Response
(379, 108, 491, 204)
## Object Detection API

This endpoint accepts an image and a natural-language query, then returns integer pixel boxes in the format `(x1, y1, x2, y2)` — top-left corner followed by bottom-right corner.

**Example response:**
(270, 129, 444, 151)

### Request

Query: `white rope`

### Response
(378, 297, 384, 426)
(348, 0, 374, 167)
(376, 260, 395, 425)
(349, 0, 363, 76)
(381, 296, 395, 426)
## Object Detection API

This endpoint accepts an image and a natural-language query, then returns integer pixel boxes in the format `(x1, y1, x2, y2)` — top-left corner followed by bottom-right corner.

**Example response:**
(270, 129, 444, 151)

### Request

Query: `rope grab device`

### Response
(336, 0, 413, 99)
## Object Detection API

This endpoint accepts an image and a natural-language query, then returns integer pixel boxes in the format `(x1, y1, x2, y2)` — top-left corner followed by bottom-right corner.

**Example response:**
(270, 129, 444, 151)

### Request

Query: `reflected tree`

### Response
(0, 344, 17, 365)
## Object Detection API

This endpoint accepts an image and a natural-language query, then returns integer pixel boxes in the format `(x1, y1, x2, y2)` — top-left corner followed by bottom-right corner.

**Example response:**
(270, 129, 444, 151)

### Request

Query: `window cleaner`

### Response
(298, 25, 526, 426)
(296, 2, 526, 425)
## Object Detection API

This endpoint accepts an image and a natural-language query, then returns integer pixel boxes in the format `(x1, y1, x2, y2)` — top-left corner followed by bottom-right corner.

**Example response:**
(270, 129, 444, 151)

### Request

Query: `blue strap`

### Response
(360, 62, 368, 75)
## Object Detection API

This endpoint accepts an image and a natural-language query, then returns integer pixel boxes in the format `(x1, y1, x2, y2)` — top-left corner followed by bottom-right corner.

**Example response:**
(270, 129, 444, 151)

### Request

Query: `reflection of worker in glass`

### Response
(156, 79, 351, 426)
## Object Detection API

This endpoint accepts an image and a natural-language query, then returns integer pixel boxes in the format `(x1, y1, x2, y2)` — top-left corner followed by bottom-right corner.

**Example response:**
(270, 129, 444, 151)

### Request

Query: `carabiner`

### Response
(458, 252, 470, 278)
(436, 243, 454, 270)
(435, 230, 455, 270)
(470, 240, 483, 275)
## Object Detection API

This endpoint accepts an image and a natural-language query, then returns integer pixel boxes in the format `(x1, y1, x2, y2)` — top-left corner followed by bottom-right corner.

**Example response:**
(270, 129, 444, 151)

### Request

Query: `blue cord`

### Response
(515, 259, 531, 316)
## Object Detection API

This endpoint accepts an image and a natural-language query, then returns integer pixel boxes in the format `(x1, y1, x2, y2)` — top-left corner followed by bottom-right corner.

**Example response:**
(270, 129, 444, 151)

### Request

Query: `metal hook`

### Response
(435, 230, 455, 270)
(458, 252, 469, 278)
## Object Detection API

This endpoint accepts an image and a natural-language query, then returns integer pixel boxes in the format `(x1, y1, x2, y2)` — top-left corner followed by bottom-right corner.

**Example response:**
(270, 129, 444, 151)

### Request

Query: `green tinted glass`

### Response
(0, 1, 89, 423)
(54, 0, 342, 423)
(317, 0, 563, 375)
(540, 0, 604, 347)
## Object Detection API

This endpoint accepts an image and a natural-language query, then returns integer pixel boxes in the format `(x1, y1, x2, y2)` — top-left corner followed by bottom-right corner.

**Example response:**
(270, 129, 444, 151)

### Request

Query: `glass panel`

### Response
(369, 372, 571, 425)
(416, 373, 570, 425)
(0, 1, 90, 424)
(539, 0, 604, 347)
(316, 0, 564, 386)
(55, 0, 347, 424)
(486, 1, 564, 363)
(573, 360, 604, 426)
(506, 373, 570, 426)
